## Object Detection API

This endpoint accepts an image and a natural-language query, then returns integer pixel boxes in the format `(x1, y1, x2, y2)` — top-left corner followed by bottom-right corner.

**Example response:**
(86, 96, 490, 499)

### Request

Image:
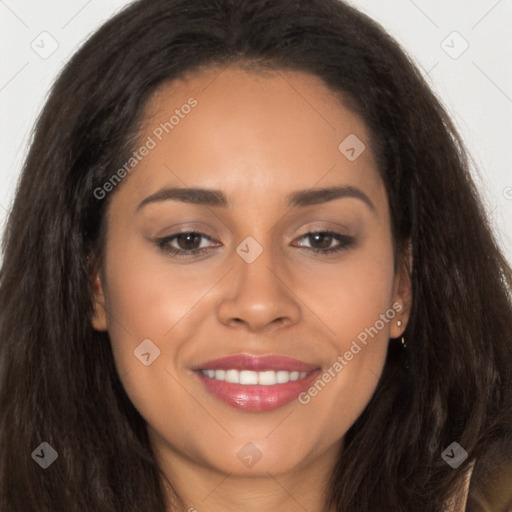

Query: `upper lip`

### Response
(193, 354, 319, 372)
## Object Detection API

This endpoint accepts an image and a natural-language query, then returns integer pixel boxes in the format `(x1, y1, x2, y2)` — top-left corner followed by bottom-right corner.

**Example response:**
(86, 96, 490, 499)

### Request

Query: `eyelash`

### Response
(154, 229, 355, 258)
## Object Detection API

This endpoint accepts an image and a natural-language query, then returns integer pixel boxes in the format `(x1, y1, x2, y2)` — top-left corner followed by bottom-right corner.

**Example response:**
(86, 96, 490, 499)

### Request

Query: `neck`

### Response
(156, 441, 341, 512)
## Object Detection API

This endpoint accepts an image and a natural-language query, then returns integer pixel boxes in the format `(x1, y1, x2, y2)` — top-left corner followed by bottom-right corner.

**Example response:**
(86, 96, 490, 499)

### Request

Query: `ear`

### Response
(389, 238, 412, 339)
(91, 268, 108, 331)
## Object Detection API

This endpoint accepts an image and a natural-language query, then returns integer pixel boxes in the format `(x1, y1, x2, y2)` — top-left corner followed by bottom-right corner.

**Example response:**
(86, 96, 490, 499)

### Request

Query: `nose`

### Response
(216, 241, 302, 333)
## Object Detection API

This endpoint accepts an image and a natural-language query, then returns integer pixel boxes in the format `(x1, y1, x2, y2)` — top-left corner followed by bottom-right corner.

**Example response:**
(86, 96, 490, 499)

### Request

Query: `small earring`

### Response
(396, 319, 409, 369)
(397, 320, 406, 348)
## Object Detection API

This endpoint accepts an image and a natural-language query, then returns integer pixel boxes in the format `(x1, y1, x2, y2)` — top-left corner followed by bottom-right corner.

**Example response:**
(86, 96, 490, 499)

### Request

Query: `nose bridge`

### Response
(216, 231, 301, 331)
(236, 233, 281, 290)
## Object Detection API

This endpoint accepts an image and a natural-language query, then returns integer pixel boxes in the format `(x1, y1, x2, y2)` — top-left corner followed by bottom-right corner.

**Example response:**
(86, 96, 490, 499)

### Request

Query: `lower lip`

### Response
(196, 369, 321, 411)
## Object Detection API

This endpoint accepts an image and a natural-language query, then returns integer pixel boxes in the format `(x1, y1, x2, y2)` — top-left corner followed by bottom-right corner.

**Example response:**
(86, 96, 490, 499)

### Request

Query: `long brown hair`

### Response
(1, 0, 511, 510)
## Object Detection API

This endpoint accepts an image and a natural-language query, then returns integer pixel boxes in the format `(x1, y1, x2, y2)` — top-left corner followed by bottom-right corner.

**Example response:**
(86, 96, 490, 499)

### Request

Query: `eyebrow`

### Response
(136, 185, 376, 212)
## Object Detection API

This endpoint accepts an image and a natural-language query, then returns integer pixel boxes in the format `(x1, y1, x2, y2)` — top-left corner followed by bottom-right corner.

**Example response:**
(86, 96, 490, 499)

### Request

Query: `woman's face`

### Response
(92, 65, 410, 483)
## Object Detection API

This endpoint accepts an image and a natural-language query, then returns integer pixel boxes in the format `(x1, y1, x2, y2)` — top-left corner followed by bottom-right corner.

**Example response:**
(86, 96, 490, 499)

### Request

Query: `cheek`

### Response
(294, 240, 396, 427)
(300, 236, 397, 341)
(103, 245, 204, 343)
(99, 241, 199, 408)
(101, 257, 208, 443)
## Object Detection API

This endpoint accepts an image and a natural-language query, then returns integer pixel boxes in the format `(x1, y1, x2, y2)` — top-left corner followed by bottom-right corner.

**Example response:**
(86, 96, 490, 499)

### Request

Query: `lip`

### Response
(193, 354, 321, 412)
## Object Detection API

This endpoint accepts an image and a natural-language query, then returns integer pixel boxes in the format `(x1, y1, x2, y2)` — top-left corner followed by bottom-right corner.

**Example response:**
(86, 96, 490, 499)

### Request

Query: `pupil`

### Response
(311, 233, 331, 249)
(179, 233, 200, 250)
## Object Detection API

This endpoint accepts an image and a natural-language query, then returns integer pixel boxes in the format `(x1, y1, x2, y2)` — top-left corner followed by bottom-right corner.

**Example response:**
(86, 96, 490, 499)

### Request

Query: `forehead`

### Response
(112, 65, 384, 211)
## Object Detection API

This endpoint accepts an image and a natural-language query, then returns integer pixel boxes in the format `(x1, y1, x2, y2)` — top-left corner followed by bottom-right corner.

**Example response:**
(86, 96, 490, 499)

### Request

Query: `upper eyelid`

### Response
(156, 220, 350, 239)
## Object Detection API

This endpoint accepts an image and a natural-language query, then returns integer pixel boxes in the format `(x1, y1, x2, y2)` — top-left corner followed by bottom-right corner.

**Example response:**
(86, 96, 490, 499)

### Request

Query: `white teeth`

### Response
(201, 369, 309, 385)
(259, 371, 276, 385)
(276, 370, 289, 384)
(225, 369, 239, 383)
(239, 370, 258, 385)
(214, 369, 225, 380)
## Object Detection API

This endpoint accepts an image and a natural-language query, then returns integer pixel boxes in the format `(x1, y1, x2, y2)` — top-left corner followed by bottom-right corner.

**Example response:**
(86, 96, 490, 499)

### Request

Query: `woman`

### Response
(1, 0, 511, 510)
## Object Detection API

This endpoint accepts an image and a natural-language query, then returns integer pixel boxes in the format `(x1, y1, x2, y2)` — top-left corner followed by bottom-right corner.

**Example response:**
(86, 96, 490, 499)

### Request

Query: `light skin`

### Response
(91, 65, 412, 512)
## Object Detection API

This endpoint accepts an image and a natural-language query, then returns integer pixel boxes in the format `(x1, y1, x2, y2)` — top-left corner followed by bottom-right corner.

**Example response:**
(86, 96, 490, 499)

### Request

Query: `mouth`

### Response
(193, 355, 321, 412)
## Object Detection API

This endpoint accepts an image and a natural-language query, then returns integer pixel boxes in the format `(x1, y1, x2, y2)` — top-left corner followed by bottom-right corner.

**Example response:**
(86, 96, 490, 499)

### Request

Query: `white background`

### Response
(1, 0, 511, 263)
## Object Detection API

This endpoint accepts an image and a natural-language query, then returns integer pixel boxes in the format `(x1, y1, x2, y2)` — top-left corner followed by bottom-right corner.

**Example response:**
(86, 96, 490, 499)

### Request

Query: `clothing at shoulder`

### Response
(443, 436, 512, 512)
(444, 460, 475, 512)
(465, 436, 512, 512)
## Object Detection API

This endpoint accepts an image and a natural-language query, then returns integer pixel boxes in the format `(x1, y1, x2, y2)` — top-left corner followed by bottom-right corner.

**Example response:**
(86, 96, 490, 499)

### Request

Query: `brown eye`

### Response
(155, 231, 215, 257)
(309, 232, 336, 250)
(173, 233, 203, 251)
(294, 231, 355, 255)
